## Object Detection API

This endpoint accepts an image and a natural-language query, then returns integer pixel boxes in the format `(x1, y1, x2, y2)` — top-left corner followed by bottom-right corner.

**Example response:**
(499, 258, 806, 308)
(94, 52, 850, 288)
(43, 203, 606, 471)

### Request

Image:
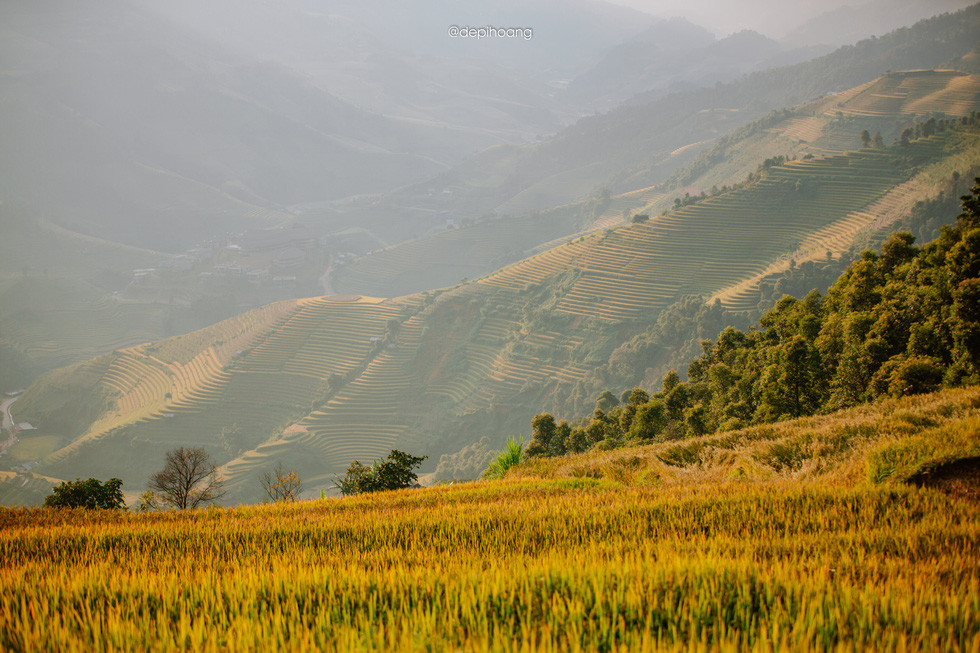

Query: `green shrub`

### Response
(44, 478, 125, 510)
(483, 437, 524, 479)
(336, 450, 427, 496)
(889, 357, 944, 397)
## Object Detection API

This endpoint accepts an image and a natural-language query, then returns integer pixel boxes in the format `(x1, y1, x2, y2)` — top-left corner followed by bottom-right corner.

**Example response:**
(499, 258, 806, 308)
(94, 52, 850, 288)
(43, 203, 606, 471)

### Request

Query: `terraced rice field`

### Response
(219, 301, 565, 490)
(6, 387, 980, 649)
(834, 71, 980, 119)
(32, 297, 412, 491)
(14, 87, 979, 503)
(146, 298, 407, 481)
(333, 182, 673, 301)
(480, 148, 910, 321)
(779, 116, 827, 144)
(288, 327, 423, 459)
(3, 388, 978, 653)
(713, 127, 980, 311)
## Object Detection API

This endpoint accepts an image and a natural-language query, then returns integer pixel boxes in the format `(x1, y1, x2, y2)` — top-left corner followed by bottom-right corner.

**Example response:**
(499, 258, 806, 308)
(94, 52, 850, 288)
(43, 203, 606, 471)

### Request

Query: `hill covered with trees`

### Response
(519, 178, 980, 459)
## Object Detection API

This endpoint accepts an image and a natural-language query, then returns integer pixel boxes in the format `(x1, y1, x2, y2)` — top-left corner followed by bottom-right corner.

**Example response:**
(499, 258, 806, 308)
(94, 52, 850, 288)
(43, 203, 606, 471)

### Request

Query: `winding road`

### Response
(0, 395, 20, 457)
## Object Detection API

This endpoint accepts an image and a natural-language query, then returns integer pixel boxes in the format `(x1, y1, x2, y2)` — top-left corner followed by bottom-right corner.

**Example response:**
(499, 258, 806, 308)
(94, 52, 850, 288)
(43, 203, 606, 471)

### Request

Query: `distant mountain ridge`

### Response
(562, 21, 831, 110)
(337, 4, 980, 253)
(0, 0, 509, 251)
(783, 0, 973, 47)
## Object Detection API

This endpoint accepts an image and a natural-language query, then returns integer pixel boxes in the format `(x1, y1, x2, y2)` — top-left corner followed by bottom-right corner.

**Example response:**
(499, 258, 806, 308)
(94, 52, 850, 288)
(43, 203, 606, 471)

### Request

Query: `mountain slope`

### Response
(334, 70, 980, 298)
(0, 0, 476, 252)
(9, 116, 978, 503)
(338, 4, 980, 251)
(3, 5, 976, 398)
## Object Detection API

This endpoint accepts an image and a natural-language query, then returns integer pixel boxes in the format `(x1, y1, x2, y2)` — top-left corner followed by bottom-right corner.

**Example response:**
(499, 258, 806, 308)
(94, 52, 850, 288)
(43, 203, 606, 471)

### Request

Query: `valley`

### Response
(2, 4, 980, 505)
(6, 95, 979, 503)
(2, 5, 979, 648)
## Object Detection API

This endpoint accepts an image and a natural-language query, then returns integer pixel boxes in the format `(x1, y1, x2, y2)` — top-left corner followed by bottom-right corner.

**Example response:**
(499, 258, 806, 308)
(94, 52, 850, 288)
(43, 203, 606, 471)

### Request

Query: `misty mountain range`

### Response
(2, 0, 973, 255)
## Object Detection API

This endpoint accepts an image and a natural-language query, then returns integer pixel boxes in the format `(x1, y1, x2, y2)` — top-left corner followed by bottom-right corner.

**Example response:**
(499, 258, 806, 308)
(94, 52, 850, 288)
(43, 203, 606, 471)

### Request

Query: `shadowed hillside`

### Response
(0, 0, 485, 252)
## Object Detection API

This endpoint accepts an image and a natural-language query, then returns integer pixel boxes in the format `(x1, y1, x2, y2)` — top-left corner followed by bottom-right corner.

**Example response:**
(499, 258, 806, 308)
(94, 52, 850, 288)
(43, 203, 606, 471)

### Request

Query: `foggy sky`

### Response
(605, 0, 975, 39)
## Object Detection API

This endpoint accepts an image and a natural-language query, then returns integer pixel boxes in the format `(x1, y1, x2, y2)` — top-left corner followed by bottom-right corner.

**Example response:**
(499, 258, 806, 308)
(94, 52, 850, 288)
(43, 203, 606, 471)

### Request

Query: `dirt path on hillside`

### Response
(0, 396, 20, 458)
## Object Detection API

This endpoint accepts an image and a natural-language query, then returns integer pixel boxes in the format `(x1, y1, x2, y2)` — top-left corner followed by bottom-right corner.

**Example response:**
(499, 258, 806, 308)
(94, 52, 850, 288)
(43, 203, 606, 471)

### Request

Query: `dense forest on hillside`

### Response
(521, 178, 980, 458)
(555, 144, 980, 421)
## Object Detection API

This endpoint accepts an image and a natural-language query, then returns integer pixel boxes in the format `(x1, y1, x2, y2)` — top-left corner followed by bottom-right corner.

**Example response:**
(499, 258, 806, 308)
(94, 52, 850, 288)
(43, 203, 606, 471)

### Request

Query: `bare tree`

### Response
(260, 462, 303, 502)
(147, 447, 225, 509)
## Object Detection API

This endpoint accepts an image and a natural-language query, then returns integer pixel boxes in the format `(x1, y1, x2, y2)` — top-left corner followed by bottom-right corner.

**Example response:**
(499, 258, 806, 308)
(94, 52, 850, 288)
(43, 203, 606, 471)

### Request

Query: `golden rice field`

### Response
(1, 472, 978, 651)
(3, 388, 978, 651)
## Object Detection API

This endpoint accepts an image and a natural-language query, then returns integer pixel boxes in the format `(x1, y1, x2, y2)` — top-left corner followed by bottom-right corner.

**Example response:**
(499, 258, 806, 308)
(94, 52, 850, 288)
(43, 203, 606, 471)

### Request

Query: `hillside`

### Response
(671, 70, 980, 191)
(513, 385, 980, 499)
(334, 70, 980, 298)
(330, 5, 980, 264)
(0, 0, 655, 394)
(6, 117, 978, 505)
(0, 278, 172, 389)
(1, 385, 977, 650)
(509, 173, 980, 465)
(4, 5, 979, 648)
(3, 8, 977, 400)
(4, 71, 975, 393)
(0, 256, 315, 392)
(0, 0, 481, 253)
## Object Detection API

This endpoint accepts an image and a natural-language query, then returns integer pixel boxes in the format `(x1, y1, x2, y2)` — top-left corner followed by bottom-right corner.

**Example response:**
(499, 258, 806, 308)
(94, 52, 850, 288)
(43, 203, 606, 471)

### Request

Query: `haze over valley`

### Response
(1, 0, 979, 505)
(4, 3, 980, 650)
